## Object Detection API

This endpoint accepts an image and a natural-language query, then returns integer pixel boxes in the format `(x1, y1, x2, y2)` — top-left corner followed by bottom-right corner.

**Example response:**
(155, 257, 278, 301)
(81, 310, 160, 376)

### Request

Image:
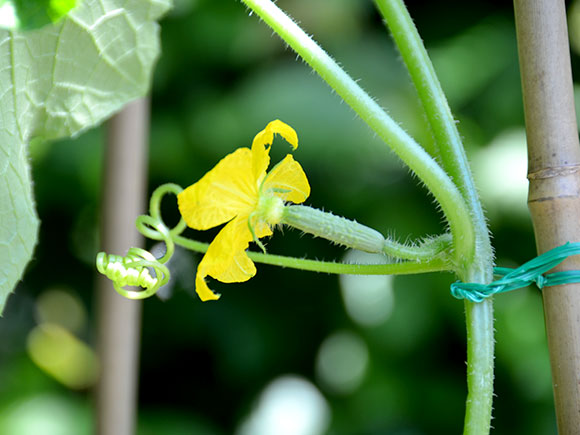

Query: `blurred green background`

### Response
(5, 0, 580, 433)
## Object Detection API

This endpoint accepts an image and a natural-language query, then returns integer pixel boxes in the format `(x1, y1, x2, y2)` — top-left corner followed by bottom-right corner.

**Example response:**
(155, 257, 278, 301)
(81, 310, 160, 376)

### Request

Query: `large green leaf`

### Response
(0, 0, 171, 313)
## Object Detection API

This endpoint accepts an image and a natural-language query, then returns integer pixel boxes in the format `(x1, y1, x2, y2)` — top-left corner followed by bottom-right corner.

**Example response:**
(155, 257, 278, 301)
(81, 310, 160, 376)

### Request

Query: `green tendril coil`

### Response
(96, 247, 170, 299)
(97, 184, 186, 299)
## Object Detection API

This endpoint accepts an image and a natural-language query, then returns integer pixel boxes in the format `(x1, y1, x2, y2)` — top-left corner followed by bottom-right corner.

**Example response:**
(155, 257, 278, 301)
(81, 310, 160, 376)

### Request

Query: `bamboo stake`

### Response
(96, 98, 149, 435)
(514, 1, 580, 432)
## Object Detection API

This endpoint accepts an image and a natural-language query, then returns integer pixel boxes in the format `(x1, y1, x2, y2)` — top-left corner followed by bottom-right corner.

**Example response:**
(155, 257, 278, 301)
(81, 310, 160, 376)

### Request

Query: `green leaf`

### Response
(0, 0, 171, 314)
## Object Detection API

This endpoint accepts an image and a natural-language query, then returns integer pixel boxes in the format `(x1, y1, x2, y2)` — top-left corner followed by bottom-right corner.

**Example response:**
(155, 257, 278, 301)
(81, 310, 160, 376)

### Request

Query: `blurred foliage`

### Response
(0, 0, 77, 30)
(4, 0, 577, 433)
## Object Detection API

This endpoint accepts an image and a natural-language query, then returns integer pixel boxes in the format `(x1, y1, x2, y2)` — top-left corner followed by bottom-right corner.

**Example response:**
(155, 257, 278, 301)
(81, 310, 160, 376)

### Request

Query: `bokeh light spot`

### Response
(340, 250, 394, 327)
(0, 394, 89, 435)
(236, 376, 331, 435)
(315, 330, 369, 395)
(35, 288, 86, 334)
(473, 129, 528, 216)
(0, 3, 18, 29)
(27, 323, 98, 389)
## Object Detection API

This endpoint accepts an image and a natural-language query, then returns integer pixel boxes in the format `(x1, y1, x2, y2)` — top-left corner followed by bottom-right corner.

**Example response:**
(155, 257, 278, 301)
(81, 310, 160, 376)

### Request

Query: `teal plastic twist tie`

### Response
(450, 242, 580, 302)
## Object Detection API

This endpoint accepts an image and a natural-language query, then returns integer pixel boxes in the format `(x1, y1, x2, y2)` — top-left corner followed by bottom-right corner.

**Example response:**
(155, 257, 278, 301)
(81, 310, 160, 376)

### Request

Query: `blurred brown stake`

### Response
(514, 0, 580, 433)
(96, 98, 150, 435)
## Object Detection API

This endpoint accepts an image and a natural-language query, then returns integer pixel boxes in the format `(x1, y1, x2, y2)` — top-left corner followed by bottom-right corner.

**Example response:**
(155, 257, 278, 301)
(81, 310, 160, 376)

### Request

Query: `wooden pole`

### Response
(96, 98, 149, 435)
(514, 1, 580, 432)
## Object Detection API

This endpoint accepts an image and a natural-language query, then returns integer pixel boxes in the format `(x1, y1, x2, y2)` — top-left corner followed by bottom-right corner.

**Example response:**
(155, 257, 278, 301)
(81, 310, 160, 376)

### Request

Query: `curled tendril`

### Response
(96, 248, 170, 299)
(97, 183, 187, 299)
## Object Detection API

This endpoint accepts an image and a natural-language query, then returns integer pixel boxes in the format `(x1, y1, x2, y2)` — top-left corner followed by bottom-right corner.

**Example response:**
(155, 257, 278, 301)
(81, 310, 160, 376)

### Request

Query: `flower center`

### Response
(257, 195, 285, 225)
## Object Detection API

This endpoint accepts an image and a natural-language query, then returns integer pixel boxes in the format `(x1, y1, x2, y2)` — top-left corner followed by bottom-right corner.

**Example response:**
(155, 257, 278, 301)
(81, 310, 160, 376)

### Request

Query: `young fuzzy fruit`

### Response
(281, 205, 452, 262)
(281, 205, 385, 253)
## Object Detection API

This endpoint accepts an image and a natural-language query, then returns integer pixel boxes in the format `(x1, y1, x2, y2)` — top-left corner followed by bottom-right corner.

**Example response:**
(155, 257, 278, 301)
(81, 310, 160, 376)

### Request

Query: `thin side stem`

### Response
(174, 235, 450, 276)
(240, 0, 474, 264)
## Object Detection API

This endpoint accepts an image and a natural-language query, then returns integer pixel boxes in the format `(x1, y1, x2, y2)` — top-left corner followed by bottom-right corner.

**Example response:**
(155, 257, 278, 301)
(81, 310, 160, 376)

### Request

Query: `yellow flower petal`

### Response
(194, 218, 252, 301)
(205, 218, 254, 278)
(249, 216, 274, 241)
(178, 148, 257, 230)
(195, 267, 221, 301)
(251, 120, 299, 183)
(194, 216, 273, 301)
(263, 154, 311, 204)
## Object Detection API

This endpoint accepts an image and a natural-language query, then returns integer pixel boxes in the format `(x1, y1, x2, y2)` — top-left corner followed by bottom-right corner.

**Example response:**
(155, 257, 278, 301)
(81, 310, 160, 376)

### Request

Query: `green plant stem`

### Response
(240, 0, 474, 265)
(463, 281, 494, 435)
(373, 0, 493, 268)
(373, 2, 494, 433)
(173, 235, 449, 275)
(374, 0, 472, 190)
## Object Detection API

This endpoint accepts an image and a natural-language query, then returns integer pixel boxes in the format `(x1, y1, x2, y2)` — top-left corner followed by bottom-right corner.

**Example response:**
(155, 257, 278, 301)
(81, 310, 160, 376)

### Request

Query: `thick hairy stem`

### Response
(373, 2, 494, 433)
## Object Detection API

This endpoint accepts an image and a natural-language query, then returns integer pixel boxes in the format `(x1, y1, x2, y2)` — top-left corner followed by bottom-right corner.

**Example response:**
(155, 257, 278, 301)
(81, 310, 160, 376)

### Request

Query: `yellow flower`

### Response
(178, 120, 311, 301)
